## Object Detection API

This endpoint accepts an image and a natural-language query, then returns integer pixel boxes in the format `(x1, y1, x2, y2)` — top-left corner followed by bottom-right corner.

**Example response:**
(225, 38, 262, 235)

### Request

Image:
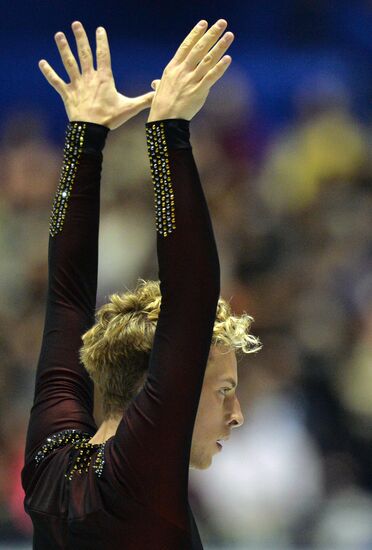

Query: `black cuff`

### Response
(70, 121, 110, 154)
(49, 122, 108, 237)
(145, 119, 190, 149)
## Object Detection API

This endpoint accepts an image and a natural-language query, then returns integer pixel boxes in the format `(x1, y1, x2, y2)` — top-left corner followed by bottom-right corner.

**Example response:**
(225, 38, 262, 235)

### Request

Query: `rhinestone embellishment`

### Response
(34, 428, 106, 481)
(65, 438, 106, 481)
(146, 122, 176, 237)
(49, 122, 87, 236)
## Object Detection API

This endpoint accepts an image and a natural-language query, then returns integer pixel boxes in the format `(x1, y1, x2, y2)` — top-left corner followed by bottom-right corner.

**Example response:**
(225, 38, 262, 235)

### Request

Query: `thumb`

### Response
(151, 79, 161, 91)
(131, 90, 156, 113)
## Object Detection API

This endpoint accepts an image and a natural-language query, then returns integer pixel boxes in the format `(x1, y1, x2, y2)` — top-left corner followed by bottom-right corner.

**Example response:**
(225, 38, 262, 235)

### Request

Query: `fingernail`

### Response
(198, 20, 207, 28)
(217, 19, 227, 28)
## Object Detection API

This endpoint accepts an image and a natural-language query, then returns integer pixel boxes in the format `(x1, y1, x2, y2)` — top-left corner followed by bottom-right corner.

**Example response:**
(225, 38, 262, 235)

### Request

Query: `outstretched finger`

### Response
(71, 21, 94, 74)
(185, 19, 227, 69)
(170, 20, 208, 65)
(193, 32, 234, 82)
(54, 32, 80, 82)
(96, 27, 112, 75)
(38, 59, 67, 98)
(198, 55, 232, 89)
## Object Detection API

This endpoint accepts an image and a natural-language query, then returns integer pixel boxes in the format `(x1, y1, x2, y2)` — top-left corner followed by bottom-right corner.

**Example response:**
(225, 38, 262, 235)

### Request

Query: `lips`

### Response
(216, 436, 229, 450)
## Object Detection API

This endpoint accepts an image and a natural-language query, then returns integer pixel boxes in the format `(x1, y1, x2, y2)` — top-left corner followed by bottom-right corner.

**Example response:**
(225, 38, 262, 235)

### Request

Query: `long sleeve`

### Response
(24, 121, 109, 462)
(110, 119, 220, 529)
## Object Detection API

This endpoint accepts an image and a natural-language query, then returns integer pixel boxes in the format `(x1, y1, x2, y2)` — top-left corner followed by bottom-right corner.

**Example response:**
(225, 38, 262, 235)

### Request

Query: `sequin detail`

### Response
(49, 122, 87, 236)
(146, 122, 176, 237)
(34, 428, 106, 481)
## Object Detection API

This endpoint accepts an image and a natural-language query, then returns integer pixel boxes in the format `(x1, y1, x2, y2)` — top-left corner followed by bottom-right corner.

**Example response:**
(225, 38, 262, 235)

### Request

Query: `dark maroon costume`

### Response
(21, 119, 220, 549)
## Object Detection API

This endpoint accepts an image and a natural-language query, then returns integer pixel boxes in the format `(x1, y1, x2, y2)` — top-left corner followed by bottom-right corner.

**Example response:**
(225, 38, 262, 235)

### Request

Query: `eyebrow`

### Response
(220, 377, 237, 388)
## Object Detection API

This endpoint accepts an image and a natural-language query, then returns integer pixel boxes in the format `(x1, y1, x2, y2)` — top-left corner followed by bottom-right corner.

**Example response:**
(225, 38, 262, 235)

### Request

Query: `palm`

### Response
(39, 22, 154, 130)
(63, 74, 140, 130)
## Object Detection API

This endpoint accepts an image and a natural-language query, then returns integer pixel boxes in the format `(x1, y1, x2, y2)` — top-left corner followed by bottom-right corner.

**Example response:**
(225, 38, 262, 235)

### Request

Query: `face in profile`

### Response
(190, 344, 244, 470)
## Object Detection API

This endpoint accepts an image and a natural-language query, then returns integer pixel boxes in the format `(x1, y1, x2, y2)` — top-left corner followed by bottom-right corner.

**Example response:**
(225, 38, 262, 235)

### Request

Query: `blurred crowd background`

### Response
(1, 1, 372, 548)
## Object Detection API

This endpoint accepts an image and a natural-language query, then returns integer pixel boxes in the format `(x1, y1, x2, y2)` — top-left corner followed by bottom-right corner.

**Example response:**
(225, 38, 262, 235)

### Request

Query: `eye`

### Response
(219, 387, 231, 396)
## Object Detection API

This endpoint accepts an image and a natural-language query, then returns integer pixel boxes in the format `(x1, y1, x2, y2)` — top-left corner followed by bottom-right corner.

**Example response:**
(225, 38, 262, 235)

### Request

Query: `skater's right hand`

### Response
(38, 21, 155, 130)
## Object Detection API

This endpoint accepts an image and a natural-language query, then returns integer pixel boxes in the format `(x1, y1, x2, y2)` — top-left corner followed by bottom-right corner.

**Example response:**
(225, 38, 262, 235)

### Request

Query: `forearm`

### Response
(48, 121, 109, 318)
(146, 119, 220, 338)
(146, 118, 220, 310)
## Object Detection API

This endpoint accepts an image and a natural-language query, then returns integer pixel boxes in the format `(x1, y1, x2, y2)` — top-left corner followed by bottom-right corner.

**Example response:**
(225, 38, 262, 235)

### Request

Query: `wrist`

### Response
(148, 112, 177, 123)
(145, 119, 191, 149)
(68, 121, 110, 153)
(148, 113, 191, 123)
(67, 103, 113, 129)
(69, 115, 111, 130)
(148, 101, 191, 123)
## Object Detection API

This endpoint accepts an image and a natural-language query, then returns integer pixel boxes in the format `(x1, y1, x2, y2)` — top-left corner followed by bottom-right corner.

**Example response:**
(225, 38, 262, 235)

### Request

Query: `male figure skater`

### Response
(22, 19, 260, 549)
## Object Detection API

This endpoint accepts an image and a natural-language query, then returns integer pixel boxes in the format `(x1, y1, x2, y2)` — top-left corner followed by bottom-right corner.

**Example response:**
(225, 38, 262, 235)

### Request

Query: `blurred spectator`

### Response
(259, 75, 368, 215)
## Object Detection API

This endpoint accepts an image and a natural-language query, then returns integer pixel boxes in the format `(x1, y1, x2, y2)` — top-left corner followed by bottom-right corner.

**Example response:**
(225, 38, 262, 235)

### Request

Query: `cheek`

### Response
(195, 395, 221, 433)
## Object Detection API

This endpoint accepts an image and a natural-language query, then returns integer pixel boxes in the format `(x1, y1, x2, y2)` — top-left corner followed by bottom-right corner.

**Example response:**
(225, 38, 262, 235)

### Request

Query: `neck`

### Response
(89, 416, 121, 445)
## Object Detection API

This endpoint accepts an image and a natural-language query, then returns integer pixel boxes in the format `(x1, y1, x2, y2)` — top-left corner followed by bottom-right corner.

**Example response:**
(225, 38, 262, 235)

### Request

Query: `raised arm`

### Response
(111, 19, 234, 524)
(24, 22, 155, 461)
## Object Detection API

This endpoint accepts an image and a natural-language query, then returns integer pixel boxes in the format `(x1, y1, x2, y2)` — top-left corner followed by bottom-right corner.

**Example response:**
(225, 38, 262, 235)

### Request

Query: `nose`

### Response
(229, 396, 244, 428)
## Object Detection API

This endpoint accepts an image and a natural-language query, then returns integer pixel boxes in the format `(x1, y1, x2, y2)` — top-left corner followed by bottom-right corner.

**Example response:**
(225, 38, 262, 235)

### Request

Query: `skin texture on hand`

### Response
(148, 19, 234, 122)
(39, 21, 155, 130)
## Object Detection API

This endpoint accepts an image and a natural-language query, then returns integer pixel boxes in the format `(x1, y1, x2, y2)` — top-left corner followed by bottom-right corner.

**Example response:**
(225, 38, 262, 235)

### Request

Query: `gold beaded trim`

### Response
(65, 438, 106, 481)
(146, 122, 176, 237)
(49, 122, 87, 237)
(34, 428, 106, 481)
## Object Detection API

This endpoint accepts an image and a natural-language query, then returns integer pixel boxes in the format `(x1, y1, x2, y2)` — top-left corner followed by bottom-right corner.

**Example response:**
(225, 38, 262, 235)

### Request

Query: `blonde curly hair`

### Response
(80, 279, 261, 419)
